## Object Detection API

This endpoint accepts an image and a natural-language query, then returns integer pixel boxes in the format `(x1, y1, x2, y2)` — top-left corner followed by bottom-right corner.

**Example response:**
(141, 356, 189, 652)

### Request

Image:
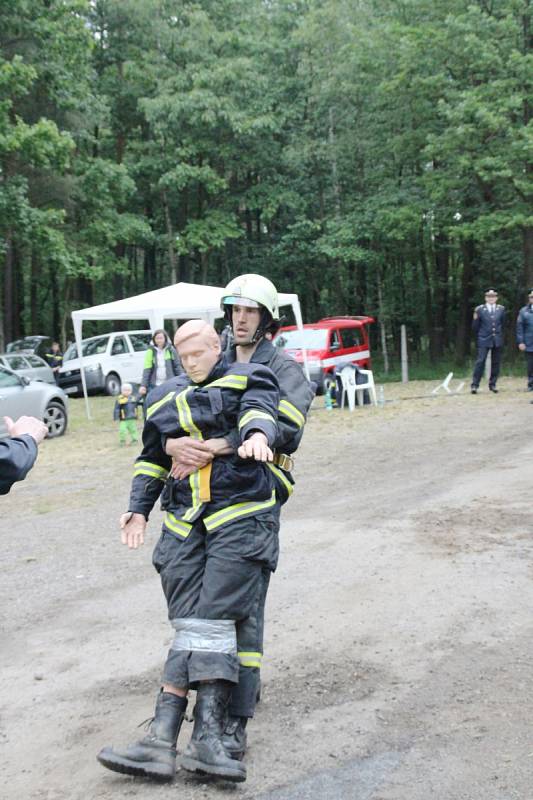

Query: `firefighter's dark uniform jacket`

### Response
(129, 355, 279, 533)
(113, 394, 140, 421)
(0, 435, 38, 495)
(141, 343, 182, 391)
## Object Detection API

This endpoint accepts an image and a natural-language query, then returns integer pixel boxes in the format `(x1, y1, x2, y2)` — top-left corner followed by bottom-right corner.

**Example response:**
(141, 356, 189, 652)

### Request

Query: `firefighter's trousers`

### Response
(229, 501, 281, 718)
(152, 510, 278, 689)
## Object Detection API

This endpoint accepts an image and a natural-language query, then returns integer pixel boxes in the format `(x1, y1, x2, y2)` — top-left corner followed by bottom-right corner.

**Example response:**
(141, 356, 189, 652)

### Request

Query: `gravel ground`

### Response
(1, 378, 532, 800)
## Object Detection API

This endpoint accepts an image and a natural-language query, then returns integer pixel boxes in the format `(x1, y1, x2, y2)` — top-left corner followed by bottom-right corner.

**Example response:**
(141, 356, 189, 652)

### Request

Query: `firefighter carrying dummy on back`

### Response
(165, 274, 315, 762)
(97, 319, 281, 784)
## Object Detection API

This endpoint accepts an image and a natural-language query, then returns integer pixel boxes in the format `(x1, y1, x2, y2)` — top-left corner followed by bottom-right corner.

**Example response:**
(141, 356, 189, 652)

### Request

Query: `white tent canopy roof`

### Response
(71, 281, 307, 418)
(71, 281, 300, 330)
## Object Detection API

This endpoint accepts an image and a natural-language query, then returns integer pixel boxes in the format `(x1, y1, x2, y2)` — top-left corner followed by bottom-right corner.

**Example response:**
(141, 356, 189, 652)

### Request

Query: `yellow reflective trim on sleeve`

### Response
(164, 512, 193, 538)
(146, 390, 175, 420)
(205, 374, 248, 391)
(267, 463, 294, 496)
(238, 651, 263, 668)
(238, 409, 276, 430)
(278, 399, 305, 428)
(203, 490, 276, 532)
(134, 461, 169, 481)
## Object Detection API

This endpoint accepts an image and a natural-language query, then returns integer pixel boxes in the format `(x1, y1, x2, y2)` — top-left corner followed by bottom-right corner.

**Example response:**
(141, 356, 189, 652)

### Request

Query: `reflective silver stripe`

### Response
(320, 349, 370, 368)
(164, 512, 192, 538)
(134, 460, 169, 480)
(146, 390, 175, 419)
(203, 490, 276, 532)
(278, 399, 305, 428)
(205, 374, 248, 391)
(238, 409, 276, 430)
(170, 618, 237, 653)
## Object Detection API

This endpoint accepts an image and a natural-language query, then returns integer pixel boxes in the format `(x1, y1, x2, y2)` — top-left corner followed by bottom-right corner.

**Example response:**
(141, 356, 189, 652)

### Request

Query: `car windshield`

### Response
(63, 336, 109, 361)
(274, 329, 329, 349)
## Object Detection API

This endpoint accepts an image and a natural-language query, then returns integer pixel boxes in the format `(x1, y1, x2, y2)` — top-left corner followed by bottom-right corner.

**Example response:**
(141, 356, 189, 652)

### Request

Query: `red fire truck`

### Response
(273, 315, 374, 394)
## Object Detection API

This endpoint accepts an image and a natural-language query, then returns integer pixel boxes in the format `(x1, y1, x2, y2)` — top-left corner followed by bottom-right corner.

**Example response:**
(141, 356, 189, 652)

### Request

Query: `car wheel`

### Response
(44, 401, 68, 438)
(105, 372, 121, 396)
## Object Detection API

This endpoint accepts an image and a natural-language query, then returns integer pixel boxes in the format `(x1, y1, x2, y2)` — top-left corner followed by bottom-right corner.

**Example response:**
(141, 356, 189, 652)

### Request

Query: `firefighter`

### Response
(0, 415, 47, 495)
(97, 320, 280, 784)
(165, 274, 315, 761)
(44, 341, 63, 383)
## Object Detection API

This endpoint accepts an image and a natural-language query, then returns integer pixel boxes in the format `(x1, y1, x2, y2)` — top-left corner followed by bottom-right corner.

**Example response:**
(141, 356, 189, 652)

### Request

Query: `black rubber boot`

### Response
(97, 691, 187, 781)
(222, 715, 248, 760)
(181, 682, 247, 782)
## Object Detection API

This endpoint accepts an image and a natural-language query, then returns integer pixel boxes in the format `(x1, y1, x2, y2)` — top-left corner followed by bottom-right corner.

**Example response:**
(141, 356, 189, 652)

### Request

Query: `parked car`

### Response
(6, 335, 53, 359)
(0, 364, 69, 438)
(0, 352, 55, 384)
(57, 330, 153, 396)
(273, 315, 374, 394)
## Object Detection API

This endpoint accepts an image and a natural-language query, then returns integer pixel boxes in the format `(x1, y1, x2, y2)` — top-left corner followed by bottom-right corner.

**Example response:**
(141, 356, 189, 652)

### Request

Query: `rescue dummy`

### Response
(97, 320, 279, 784)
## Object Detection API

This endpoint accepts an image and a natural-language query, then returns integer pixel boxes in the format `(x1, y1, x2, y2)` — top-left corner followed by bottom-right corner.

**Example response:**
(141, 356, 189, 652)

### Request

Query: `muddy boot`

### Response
(222, 715, 248, 760)
(181, 682, 246, 782)
(97, 691, 187, 781)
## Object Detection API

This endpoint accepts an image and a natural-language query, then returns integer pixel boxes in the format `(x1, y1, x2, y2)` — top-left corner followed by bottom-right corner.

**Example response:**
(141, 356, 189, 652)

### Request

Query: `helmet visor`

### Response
(223, 296, 260, 308)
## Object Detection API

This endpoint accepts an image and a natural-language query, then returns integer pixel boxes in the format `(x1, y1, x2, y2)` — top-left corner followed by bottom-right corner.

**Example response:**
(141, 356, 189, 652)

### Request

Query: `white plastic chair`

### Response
(339, 366, 377, 411)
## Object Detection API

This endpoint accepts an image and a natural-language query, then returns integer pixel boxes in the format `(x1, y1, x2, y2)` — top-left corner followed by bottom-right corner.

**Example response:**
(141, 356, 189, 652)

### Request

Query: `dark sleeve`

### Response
(128, 419, 172, 518)
(516, 309, 525, 344)
(113, 401, 120, 421)
(238, 365, 279, 446)
(274, 358, 315, 452)
(0, 435, 38, 495)
(141, 348, 153, 389)
(471, 307, 481, 334)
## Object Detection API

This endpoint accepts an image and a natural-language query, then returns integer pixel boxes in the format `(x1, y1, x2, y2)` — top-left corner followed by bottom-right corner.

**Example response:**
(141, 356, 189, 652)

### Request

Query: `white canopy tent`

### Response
(71, 281, 308, 418)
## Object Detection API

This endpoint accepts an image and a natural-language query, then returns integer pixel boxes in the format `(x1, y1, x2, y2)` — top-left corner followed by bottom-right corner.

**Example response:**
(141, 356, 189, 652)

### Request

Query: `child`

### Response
(113, 383, 140, 445)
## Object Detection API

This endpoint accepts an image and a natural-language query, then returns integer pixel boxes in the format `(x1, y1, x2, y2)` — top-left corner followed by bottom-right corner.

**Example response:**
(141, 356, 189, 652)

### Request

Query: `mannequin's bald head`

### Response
(174, 320, 221, 383)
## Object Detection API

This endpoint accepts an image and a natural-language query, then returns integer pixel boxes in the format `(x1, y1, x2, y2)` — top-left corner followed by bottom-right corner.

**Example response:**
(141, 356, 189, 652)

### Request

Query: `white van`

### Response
(58, 330, 153, 396)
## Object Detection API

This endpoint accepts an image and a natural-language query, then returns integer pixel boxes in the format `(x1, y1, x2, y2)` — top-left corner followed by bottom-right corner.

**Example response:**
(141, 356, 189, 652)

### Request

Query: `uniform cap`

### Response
(528, 288, 533, 297)
(484, 288, 498, 296)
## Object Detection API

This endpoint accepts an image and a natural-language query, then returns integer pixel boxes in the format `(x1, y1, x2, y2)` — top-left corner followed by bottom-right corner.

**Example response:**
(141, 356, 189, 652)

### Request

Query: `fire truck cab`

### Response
(273, 315, 374, 394)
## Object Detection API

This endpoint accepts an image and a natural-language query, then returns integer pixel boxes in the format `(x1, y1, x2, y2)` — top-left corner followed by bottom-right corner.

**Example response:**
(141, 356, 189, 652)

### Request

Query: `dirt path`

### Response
(1, 381, 532, 800)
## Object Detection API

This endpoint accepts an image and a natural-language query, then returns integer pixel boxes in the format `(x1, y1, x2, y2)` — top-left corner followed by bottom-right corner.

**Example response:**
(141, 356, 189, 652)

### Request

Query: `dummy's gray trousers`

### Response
(152, 510, 279, 689)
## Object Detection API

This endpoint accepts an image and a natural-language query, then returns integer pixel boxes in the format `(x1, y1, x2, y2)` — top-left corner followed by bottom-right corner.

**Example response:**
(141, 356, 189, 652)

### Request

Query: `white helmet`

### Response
(221, 274, 280, 320)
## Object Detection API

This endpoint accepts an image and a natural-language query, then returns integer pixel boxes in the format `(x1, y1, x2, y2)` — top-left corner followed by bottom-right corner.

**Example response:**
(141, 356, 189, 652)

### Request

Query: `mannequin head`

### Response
(174, 320, 221, 383)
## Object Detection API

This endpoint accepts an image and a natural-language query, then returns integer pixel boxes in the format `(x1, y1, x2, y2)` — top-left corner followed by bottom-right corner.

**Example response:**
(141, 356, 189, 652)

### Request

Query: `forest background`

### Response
(1, 0, 532, 374)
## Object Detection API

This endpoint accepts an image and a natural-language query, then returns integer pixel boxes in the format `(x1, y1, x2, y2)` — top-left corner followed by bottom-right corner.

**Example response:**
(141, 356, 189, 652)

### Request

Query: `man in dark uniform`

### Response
(516, 288, 533, 392)
(471, 288, 506, 394)
(0, 415, 47, 494)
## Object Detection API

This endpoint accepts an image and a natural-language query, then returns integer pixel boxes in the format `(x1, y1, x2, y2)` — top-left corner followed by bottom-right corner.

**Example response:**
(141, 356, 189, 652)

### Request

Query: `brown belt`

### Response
(272, 453, 294, 472)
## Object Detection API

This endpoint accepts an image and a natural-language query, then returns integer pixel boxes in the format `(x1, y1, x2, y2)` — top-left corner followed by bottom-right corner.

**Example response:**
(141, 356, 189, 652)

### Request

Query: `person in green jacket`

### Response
(139, 329, 182, 401)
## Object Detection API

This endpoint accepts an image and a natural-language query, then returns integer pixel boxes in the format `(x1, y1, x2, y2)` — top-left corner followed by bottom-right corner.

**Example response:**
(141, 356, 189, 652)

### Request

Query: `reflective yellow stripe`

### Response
(238, 409, 276, 430)
(204, 490, 276, 532)
(205, 374, 248, 391)
(268, 463, 294, 496)
(198, 462, 212, 503)
(176, 388, 204, 517)
(238, 651, 262, 668)
(164, 512, 192, 538)
(278, 399, 305, 428)
(146, 391, 175, 420)
(134, 461, 169, 481)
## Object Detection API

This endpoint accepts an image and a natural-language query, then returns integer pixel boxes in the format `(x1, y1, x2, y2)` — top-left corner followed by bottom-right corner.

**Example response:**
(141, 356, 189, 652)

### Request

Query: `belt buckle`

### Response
(275, 453, 294, 471)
